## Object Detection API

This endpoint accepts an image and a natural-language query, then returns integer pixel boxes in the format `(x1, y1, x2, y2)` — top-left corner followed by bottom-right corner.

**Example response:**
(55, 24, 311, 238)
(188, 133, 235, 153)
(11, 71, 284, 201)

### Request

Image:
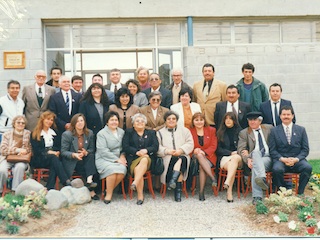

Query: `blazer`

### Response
(237, 124, 273, 164)
(22, 84, 56, 131)
(122, 128, 159, 167)
(79, 100, 109, 135)
(48, 90, 82, 134)
(260, 99, 296, 126)
(193, 79, 227, 126)
(138, 105, 169, 131)
(104, 83, 126, 91)
(170, 102, 201, 128)
(133, 92, 148, 107)
(190, 126, 217, 166)
(143, 87, 172, 109)
(108, 104, 139, 130)
(60, 129, 95, 176)
(214, 101, 251, 130)
(269, 124, 309, 162)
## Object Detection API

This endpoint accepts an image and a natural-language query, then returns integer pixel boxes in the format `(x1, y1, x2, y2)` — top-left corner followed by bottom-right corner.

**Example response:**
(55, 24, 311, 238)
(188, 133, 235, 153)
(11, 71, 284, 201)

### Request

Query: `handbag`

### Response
(151, 156, 164, 176)
(7, 152, 31, 163)
(189, 155, 199, 176)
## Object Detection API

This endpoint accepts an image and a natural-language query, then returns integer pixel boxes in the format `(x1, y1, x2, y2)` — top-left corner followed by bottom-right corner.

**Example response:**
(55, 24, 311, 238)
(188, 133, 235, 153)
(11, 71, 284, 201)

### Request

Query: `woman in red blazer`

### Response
(190, 112, 217, 201)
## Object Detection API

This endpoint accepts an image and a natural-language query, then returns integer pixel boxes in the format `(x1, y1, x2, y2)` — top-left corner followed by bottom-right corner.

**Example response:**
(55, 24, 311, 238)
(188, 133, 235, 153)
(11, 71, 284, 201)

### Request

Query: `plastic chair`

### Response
(191, 168, 218, 196)
(244, 172, 272, 198)
(160, 180, 188, 199)
(128, 170, 155, 199)
(33, 168, 59, 189)
(217, 168, 245, 199)
(273, 172, 300, 195)
(2, 169, 27, 197)
(101, 178, 126, 200)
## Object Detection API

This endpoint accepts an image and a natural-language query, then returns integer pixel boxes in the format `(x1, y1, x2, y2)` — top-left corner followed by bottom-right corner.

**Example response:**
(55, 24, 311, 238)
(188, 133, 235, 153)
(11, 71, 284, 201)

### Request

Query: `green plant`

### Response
(6, 221, 19, 234)
(4, 194, 25, 208)
(305, 218, 317, 227)
(256, 201, 269, 214)
(278, 211, 289, 222)
(30, 208, 41, 219)
(298, 207, 315, 222)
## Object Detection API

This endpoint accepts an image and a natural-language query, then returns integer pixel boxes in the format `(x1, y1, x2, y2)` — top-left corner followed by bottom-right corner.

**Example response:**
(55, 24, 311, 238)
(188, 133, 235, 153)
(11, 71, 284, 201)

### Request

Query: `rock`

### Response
(60, 186, 91, 205)
(46, 190, 68, 210)
(71, 178, 84, 188)
(60, 186, 76, 205)
(15, 179, 45, 196)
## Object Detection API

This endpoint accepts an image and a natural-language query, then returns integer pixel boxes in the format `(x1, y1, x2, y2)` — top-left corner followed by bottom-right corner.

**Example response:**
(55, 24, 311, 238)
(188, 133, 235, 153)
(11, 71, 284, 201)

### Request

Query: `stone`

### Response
(60, 186, 91, 205)
(45, 190, 68, 210)
(60, 186, 76, 205)
(15, 179, 45, 196)
(71, 178, 84, 188)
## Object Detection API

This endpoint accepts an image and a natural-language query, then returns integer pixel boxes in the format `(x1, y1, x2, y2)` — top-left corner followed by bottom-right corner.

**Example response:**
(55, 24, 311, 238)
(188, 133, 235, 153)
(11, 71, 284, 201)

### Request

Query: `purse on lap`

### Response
(7, 153, 32, 163)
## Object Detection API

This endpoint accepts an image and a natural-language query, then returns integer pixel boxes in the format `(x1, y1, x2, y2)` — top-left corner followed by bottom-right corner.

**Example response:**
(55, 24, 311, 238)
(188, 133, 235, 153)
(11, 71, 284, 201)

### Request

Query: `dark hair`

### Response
(178, 88, 193, 102)
(7, 80, 20, 88)
(126, 79, 141, 93)
(216, 112, 240, 142)
(81, 83, 109, 106)
(269, 83, 282, 92)
(226, 84, 239, 94)
(190, 112, 209, 128)
(69, 113, 89, 136)
(114, 87, 133, 109)
(92, 73, 103, 80)
(105, 111, 120, 125)
(280, 105, 294, 115)
(163, 110, 179, 121)
(202, 63, 215, 72)
(50, 66, 62, 75)
(71, 75, 83, 83)
(241, 63, 255, 73)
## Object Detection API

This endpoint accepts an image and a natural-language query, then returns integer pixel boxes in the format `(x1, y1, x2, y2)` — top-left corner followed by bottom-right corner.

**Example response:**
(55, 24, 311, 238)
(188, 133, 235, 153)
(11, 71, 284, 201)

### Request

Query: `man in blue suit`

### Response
(269, 105, 312, 195)
(260, 83, 296, 126)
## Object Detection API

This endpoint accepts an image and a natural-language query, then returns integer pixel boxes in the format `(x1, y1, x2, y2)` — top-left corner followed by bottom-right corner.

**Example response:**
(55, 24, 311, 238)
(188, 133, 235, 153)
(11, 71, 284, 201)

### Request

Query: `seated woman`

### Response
(139, 91, 169, 131)
(109, 88, 139, 130)
(126, 79, 148, 107)
(0, 115, 31, 194)
(216, 112, 243, 202)
(157, 111, 194, 202)
(170, 88, 201, 128)
(189, 112, 217, 201)
(31, 111, 71, 189)
(122, 113, 158, 205)
(95, 111, 127, 204)
(61, 113, 99, 200)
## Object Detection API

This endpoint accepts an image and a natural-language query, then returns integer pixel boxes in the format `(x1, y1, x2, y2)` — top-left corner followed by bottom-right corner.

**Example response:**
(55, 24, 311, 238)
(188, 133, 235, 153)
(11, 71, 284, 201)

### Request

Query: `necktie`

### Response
(256, 129, 265, 157)
(286, 126, 291, 144)
(175, 84, 179, 89)
(231, 103, 237, 115)
(65, 92, 70, 113)
(274, 102, 279, 126)
(203, 82, 208, 100)
(38, 88, 43, 98)
(114, 85, 118, 94)
(37, 88, 43, 106)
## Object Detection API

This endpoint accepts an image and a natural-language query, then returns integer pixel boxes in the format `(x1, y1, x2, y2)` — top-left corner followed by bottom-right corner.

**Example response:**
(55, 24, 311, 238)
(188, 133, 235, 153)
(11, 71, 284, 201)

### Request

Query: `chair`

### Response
(101, 178, 126, 200)
(33, 168, 59, 189)
(160, 180, 188, 199)
(274, 173, 300, 195)
(128, 170, 155, 199)
(2, 169, 27, 197)
(217, 168, 245, 199)
(191, 168, 218, 197)
(244, 172, 272, 198)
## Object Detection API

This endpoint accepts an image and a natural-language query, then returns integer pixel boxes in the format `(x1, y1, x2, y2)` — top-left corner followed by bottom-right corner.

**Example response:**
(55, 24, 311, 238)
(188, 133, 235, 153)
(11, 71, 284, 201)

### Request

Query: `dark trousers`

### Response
(272, 159, 312, 195)
(65, 153, 97, 180)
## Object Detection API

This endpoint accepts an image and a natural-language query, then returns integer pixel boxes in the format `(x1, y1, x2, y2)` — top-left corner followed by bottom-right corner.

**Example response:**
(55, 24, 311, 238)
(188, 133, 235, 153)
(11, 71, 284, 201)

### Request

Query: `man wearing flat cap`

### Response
(238, 111, 273, 205)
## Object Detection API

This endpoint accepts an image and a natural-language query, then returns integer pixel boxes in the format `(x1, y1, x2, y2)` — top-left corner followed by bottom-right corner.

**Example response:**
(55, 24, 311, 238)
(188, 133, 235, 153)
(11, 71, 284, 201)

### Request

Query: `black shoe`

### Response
(103, 199, 111, 204)
(227, 199, 234, 203)
(252, 197, 263, 205)
(255, 177, 268, 190)
(199, 192, 205, 201)
(91, 194, 99, 200)
(86, 182, 97, 190)
(136, 199, 144, 205)
(168, 170, 180, 190)
(174, 182, 182, 202)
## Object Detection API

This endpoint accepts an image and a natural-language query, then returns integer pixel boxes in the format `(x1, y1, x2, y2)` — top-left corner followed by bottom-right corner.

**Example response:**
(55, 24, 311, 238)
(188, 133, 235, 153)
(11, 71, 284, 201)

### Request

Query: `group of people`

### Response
(0, 62, 312, 206)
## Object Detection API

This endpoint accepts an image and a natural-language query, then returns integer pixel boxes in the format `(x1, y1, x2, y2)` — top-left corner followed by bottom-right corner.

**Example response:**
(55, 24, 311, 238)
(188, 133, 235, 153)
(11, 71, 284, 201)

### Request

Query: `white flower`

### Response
(288, 221, 297, 230)
(317, 221, 320, 229)
(273, 215, 280, 223)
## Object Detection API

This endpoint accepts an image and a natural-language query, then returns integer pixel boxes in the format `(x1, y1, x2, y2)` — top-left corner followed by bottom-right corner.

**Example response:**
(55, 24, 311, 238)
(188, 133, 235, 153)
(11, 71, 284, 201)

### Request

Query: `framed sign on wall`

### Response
(4, 51, 25, 69)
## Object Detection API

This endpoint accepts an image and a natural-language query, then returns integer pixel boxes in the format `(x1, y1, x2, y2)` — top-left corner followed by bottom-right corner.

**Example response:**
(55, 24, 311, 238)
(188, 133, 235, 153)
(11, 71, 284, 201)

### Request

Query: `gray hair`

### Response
(12, 115, 27, 128)
(59, 75, 71, 84)
(170, 68, 184, 76)
(131, 113, 147, 125)
(148, 91, 162, 101)
(136, 66, 149, 75)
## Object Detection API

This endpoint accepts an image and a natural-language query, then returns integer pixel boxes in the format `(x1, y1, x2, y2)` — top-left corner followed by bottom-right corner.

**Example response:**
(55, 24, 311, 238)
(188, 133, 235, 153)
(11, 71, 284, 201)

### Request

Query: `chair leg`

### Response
(160, 184, 166, 199)
(101, 178, 105, 200)
(146, 172, 155, 199)
(182, 181, 188, 198)
(121, 180, 127, 200)
(191, 176, 197, 196)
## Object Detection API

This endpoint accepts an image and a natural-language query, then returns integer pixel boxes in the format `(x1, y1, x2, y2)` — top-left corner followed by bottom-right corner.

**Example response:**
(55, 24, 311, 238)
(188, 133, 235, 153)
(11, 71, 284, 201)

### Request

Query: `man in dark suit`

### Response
(166, 68, 192, 104)
(215, 84, 251, 129)
(260, 83, 296, 126)
(48, 75, 82, 136)
(103, 68, 126, 94)
(143, 73, 172, 109)
(46, 66, 62, 93)
(269, 106, 312, 195)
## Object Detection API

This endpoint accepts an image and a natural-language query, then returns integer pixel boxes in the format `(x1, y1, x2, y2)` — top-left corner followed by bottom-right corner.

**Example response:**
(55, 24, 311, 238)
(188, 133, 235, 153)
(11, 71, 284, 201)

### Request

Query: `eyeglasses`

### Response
(167, 117, 177, 121)
(16, 121, 25, 125)
(172, 75, 182, 77)
(36, 75, 46, 78)
(135, 119, 145, 123)
(150, 78, 160, 81)
(151, 98, 160, 102)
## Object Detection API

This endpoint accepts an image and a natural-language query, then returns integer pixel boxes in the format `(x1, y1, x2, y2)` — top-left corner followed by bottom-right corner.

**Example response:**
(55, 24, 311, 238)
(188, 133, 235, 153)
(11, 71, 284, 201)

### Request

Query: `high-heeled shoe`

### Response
(130, 183, 136, 191)
(103, 199, 111, 204)
(199, 192, 205, 201)
(227, 199, 234, 203)
(136, 199, 144, 205)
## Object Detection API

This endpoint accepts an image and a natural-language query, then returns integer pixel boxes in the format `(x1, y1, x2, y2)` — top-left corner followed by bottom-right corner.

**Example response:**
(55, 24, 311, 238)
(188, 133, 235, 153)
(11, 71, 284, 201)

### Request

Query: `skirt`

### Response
(220, 156, 243, 169)
(129, 156, 151, 176)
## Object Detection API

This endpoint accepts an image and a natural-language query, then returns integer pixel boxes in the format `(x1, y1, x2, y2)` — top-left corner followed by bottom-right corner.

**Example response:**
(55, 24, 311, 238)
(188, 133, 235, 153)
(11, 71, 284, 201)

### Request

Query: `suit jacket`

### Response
(138, 105, 169, 131)
(133, 92, 148, 107)
(122, 128, 159, 167)
(166, 81, 193, 104)
(260, 99, 296, 126)
(104, 83, 126, 91)
(269, 124, 309, 162)
(108, 104, 139, 130)
(193, 79, 227, 126)
(22, 84, 56, 131)
(143, 87, 172, 109)
(214, 101, 251, 130)
(170, 102, 201, 128)
(79, 100, 109, 135)
(237, 124, 273, 164)
(48, 90, 82, 134)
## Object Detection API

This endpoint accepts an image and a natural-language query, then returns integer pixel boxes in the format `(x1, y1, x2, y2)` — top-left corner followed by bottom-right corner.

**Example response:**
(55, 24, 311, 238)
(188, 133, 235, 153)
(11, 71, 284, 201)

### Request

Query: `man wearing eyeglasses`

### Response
(0, 80, 25, 141)
(22, 70, 56, 131)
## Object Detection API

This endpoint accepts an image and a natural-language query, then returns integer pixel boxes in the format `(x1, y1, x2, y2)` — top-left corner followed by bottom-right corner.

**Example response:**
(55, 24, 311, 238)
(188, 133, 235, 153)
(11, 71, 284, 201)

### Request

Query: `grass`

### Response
(309, 159, 320, 174)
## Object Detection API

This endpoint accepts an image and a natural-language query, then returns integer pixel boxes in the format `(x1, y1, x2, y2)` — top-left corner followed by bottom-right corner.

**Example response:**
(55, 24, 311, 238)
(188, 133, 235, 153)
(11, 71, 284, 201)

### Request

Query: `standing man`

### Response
(166, 68, 192, 104)
(0, 80, 25, 140)
(193, 63, 227, 127)
(236, 63, 269, 112)
(260, 83, 296, 126)
(22, 70, 56, 131)
(238, 112, 273, 205)
(48, 75, 81, 136)
(214, 84, 251, 129)
(71, 75, 84, 94)
(143, 73, 172, 109)
(104, 68, 126, 94)
(269, 106, 312, 195)
(92, 73, 114, 103)
(46, 67, 62, 92)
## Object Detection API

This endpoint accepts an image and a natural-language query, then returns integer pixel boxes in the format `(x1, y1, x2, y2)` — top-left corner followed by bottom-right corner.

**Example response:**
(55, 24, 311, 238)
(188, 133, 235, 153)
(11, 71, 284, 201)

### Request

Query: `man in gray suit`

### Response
(238, 112, 273, 205)
(22, 70, 56, 131)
